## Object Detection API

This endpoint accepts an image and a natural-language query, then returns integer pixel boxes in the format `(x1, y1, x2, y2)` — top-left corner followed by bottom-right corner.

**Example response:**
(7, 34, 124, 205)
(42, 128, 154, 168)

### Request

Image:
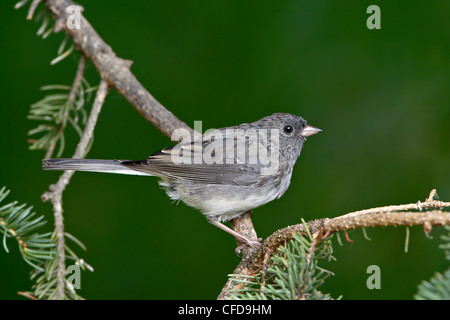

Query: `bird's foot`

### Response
(235, 237, 263, 258)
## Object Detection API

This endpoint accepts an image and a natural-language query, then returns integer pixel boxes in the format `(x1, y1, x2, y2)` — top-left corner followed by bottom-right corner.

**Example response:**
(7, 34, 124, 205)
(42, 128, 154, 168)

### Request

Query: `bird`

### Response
(42, 113, 321, 250)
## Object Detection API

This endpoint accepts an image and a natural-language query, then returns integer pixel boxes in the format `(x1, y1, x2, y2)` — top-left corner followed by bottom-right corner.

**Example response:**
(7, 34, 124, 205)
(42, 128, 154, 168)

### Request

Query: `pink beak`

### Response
(301, 125, 322, 137)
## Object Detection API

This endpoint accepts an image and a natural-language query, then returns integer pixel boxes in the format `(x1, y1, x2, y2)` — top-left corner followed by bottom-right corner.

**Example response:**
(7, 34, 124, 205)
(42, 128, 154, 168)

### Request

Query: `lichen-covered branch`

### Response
(218, 190, 450, 299)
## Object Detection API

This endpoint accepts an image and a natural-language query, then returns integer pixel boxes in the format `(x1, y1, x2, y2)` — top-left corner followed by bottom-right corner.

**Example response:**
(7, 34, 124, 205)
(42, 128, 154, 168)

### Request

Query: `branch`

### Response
(41, 79, 108, 299)
(43, 0, 194, 140)
(230, 211, 259, 259)
(218, 190, 450, 299)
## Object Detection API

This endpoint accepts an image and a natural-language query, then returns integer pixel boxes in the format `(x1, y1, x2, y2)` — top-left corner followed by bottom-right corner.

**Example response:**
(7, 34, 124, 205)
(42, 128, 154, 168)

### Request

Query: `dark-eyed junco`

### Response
(43, 113, 321, 248)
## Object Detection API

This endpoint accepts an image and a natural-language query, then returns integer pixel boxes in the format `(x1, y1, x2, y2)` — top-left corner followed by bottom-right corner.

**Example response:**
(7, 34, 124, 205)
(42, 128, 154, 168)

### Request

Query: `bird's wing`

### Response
(120, 131, 277, 186)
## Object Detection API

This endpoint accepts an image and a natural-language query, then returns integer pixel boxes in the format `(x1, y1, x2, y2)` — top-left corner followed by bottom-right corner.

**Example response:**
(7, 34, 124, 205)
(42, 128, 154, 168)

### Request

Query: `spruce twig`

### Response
(28, 55, 90, 158)
(0, 187, 55, 272)
(414, 226, 450, 300)
(41, 80, 108, 299)
(229, 233, 336, 300)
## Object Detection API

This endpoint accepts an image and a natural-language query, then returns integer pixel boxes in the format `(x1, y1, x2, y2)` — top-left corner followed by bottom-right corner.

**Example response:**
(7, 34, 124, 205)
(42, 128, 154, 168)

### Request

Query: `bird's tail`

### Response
(42, 159, 152, 176)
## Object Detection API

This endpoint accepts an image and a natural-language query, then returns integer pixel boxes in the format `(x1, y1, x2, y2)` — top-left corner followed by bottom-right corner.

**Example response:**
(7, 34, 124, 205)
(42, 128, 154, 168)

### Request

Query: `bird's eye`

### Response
(283, 125, 294, 134)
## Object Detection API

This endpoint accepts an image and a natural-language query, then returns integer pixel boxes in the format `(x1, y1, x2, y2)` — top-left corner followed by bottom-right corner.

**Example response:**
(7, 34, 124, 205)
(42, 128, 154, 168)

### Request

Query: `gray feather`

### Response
(42, 159, 152, 176)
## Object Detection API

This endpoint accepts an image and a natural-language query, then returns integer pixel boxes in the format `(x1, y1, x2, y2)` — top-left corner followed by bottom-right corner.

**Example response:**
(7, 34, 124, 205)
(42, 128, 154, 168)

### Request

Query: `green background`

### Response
(1, 0, 449, 299)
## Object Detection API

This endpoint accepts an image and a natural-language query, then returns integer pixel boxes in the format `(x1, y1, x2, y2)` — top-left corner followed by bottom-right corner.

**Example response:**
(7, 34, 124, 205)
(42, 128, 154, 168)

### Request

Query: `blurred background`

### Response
(1, 0, 449, 299)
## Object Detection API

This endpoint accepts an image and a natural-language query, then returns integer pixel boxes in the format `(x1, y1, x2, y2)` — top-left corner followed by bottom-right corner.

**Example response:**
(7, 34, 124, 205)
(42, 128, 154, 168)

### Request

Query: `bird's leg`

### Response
(206, 216, 262, 254)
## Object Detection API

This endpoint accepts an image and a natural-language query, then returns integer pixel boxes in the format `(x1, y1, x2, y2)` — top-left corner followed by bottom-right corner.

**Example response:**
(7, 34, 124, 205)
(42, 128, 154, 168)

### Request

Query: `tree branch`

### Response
(230, 211, 259, 259)
(217, 190, 450, 299)
(43, 0, 194, 140)
(41, 79, 109, 299)
(26, 0, 42, 20)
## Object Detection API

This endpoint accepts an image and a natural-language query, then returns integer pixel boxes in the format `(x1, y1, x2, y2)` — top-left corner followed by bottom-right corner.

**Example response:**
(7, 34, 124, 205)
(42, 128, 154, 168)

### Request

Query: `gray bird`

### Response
(43, 113, 321, 249)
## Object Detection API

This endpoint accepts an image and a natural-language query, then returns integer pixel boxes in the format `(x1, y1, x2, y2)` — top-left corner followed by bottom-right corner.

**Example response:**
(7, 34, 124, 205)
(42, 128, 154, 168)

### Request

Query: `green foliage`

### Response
(27, 80, 95, 157)
(439, 225, 450, 262)
(16, 0, 76, 64)
(0, 186, 93, 299)
(35, 6, 55, 40)
(27, 232, 93, 300)
(414, 269, 450, 300)
(11, 1, 96, 299)
(229, 233, 337, 300)
(17, 0, 95, 158)
(414, 226, 450, 300)
(0, 186, 54, 271)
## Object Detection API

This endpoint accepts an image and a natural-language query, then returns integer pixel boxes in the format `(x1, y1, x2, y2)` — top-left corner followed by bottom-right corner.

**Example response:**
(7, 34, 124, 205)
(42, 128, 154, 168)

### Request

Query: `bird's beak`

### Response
(300, 125, 322, 137)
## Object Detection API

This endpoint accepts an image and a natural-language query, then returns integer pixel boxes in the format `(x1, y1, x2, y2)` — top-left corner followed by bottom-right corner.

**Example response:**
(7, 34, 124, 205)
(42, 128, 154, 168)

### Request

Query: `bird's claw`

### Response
(235, 237, 263, 258)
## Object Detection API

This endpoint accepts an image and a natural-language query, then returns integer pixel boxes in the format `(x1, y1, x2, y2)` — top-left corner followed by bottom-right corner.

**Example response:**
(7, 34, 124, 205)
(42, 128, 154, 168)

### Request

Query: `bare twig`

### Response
(230, 211, 259, 259)
(68, 54, 86, 106)
(337, 191, 447, 220)
(306, 230, 321, 263)
(72, 80, 107, 158)
(41, 79, 109, 299)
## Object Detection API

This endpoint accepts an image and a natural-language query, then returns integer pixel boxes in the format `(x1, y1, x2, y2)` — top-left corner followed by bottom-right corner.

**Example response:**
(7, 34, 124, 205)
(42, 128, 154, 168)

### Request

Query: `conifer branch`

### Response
(28, 55, 92, 157)
(0, 187, 55, 271)
(41, 79, 108, 299)
(45, 55, 86, 159)
(219, 190, 450, 299)
(27, 0, 43, 20)
(414, 225, 450, 300)
(228, 232, 336, 300)
(0, 185, 91, 300)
